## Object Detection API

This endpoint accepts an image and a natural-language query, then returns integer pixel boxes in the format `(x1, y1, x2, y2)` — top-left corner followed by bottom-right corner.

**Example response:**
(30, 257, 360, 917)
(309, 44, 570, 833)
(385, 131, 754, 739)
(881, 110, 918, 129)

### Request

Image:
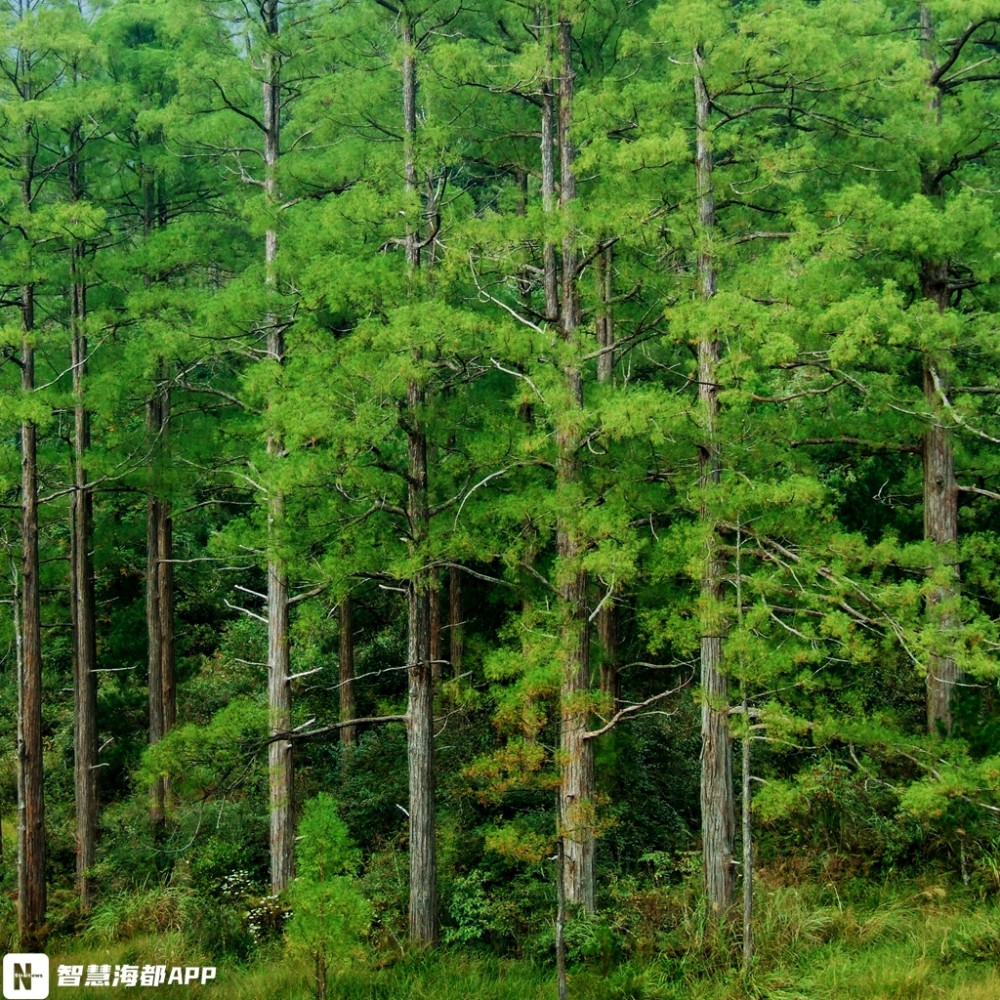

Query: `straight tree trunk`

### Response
(143, 171, 174, 829)
(146, 418, 164, 828)
(263, 0, 294, 894)
(595, 244, 620, 708)
(158, 494, 175, 740)
(741, 725, 753, 972)
(401, 7, 439, 944)
(695, 45, 735, 917)
(920, 5, 960, 736)
(429, 571, 442, 683)
(146, 384, 173, 827)
(339, 597, 356, 747)
(19, 271, 45, 951)
(448, 567, 464, 678)
(406, 464, 437, 943)
(555, 9, 596, 914)
(16, 67, 45, 944)
(540, 3, 558, 323)
(69, 128, 98, 909)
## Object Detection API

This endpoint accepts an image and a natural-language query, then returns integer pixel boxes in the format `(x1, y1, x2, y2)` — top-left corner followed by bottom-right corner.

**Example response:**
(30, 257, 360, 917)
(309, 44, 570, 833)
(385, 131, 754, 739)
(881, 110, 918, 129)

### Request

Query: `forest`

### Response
(3, 0, 1000, 997)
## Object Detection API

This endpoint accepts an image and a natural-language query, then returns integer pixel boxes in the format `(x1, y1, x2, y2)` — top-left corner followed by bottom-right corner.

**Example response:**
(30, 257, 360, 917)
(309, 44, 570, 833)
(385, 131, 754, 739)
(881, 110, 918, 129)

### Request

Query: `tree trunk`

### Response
(920, 6, 960, 736)
(143, 164, 174, 830)
(19, 270, 46, 951)
(922, 342, 959, 735)
(448, 567, 464, 678)
(70, 129, 98, 910)
(146, 437, 164, 829)
(429, 571, 442, 683)
(146, 386, 173, 827)
(695, 45, 735, 917)
(158, 494, 175, 740)
(595, 244, 620, 707)
(263, 0, 294, 894)
(401, 7, 438, 944)
(338, 597, 356, 747)
(741, 725, 753, 973)
(540, 3, 558, 323)
(555, 10, 596, 914)
(16, 67, 45, 944)
(406, 546, 437, 944)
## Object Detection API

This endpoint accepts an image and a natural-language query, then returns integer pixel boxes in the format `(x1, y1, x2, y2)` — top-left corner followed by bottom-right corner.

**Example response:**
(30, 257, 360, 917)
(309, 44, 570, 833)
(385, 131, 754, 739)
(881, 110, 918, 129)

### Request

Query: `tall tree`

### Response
(261, 0, 294, 893)
(1, 0, 49, 949)
(68, 95, 99, 912)
(693, 40, 735, 917)
(399, 0, 437, 944)
(551, 5, 596, 914)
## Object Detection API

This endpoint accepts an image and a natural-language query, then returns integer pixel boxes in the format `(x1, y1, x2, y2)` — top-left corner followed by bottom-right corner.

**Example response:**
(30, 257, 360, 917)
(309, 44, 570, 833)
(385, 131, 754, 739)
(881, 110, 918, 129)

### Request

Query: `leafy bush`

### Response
(286, 794, 372, 998)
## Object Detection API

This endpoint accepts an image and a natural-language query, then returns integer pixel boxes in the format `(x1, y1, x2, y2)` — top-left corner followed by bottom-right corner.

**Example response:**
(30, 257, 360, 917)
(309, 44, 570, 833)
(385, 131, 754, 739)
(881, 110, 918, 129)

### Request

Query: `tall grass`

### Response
(29, 875, 1000, 999)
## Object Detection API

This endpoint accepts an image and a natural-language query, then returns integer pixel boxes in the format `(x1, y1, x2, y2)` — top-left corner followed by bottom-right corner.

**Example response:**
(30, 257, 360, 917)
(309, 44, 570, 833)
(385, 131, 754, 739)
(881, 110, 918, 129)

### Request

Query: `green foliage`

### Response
(286, 794, 371, 988)
(138, 698, 266, 801)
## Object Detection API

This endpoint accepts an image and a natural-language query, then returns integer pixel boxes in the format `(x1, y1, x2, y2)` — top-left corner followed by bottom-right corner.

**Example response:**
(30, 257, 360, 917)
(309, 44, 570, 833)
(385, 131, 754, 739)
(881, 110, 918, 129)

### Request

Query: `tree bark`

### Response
(263, 0, 294, 894)
(146, 381, 173, 828)
(338, 597, 356, 747)
(146, 416, 164, 829)
(595, 244, 620, 707)
(429, 570, 442, 683)
(16, 60, 45, 944)
(741, 726, 753, 973)
(448, 567, 464, 678)
(69, 127, 98, 910)
(920, 5, 960, 736)
(143, 168, 174, 829)
(554, 9, 596, 914)
(695, 45, 735, 917)
(401, 6, 439, 944)
(19, 273, 46, 951)
(158, 495, 175, 740)
(540, 3, 558, 323)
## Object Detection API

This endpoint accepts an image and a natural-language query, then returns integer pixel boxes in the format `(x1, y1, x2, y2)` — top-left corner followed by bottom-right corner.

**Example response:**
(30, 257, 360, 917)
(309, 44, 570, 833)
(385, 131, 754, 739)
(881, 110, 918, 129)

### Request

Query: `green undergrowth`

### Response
(32, 876, 1000, 999)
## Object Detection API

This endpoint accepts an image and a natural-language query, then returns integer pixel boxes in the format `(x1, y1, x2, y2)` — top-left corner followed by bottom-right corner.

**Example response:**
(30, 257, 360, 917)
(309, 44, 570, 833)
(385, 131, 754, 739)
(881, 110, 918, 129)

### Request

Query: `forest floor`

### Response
(32, 876, 1000, 999)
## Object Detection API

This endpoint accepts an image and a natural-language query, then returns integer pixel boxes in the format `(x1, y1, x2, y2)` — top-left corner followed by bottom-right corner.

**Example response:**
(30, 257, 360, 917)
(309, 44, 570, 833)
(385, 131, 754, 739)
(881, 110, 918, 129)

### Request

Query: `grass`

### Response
(20, 875, 1000, 998)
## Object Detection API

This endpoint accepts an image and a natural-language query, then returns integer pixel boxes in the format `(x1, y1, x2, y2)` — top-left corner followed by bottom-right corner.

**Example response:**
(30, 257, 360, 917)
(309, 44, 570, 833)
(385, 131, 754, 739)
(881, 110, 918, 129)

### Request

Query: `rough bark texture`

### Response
(429, 571, 442, 683)
(158, 500, 175, 739)
(742, 729, 754, 972)
(339, 597, 357, 747)
(405, 383, 437, 941)
(920, 6, 960, 736)
(146, 424, 164, 828)
(695, 46, 735, 917)
(146, 378, 174, 829)
(143, 168, 174, 830)
(555, 11, 596, 914)
(70, 131, 98, 910)
(448, 567, 464, 678)
(16, 65, 45, 944)
(19, 274, 46, 951)
(406, 553, 438, 944)
(540, 2, 558, 323)
(401, 7, 438, 944)
(263, 0, 294, 894)
(922, 343, 959, 734)
(594, 245, 620, 707)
